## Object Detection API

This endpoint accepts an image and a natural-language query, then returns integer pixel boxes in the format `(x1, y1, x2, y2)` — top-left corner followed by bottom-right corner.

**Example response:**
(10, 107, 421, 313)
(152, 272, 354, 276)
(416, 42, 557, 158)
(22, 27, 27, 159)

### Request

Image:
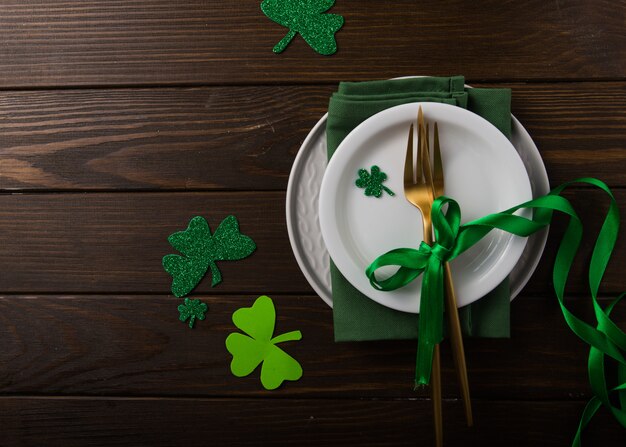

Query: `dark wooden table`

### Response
(0, 1, 624, 446)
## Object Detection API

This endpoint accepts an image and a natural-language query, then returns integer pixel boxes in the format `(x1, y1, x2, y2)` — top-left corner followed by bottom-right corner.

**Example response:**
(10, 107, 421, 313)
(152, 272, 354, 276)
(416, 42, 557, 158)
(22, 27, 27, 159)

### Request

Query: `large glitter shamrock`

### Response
(261, 0, 344, 55)
(226, 295, 303, 390)
(178, 298, 208, 328)
(355, 165, 395, 198)
(162, 215, 256, 297)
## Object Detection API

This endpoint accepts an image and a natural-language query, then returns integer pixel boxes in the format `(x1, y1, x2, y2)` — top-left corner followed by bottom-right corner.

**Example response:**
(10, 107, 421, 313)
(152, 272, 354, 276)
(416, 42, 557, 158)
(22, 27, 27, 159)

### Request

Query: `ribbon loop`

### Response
(432, 196, 461, 249)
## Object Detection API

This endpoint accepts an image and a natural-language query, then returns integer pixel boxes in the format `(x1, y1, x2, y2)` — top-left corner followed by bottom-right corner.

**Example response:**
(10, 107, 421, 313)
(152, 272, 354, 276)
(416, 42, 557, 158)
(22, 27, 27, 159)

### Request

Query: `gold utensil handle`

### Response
(444, 262, 473, 427)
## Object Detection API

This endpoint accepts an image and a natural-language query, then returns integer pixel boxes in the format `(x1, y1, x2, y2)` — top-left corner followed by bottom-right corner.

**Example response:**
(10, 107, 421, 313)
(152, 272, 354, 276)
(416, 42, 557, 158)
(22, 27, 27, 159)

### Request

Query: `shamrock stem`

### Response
(209, 260, 222, 286)
(188, 316, 195, 329)
(271, 330, 302, 345)
(273, 29, 297, 53)
(383, 186, 395, 196)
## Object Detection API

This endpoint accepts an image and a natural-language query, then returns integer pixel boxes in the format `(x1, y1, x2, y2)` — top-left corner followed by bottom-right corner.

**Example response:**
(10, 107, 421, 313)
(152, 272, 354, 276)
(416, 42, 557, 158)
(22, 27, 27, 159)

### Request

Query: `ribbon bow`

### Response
(366, 197, 463, 385)
(366, 178, 626, 445)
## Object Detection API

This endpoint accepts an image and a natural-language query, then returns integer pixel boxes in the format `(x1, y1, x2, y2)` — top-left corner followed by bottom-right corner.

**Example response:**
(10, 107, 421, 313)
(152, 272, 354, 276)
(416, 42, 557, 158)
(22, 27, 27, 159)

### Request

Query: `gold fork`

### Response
(404, 117, 443, 447)
(432, 122, 474, 427)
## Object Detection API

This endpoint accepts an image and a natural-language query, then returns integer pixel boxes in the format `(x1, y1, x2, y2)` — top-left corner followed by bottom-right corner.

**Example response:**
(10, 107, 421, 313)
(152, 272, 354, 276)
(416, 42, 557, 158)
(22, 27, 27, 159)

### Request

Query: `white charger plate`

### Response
(286, 101, 550, 310)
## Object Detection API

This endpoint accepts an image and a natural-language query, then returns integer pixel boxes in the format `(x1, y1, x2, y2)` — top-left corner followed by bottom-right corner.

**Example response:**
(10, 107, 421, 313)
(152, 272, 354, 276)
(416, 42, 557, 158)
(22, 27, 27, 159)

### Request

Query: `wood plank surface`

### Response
(0, 1, 623, 87)
(1, 1, 625, 445)
(0, 294, 623, 399)
(0, 82, 624, 191)
(0, 189, 623, 294)
(1, 397, 624, 447)
(0, 191, 309, 293)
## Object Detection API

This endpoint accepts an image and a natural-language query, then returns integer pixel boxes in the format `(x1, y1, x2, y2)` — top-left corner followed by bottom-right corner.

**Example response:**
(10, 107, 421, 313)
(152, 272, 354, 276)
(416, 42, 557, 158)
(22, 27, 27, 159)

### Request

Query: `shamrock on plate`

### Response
(178, 297, 208, 328)
(356, 165, 395, 198)
(162, 215, 256, 297)
(225, 295, 303, 390)
(261, 0, 344, 55)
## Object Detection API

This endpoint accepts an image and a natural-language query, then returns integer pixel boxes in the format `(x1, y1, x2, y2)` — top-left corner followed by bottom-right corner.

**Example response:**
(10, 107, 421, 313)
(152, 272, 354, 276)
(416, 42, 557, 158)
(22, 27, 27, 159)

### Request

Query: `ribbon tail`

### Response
(415, 260, 445, 387)
(415, 345, 434, 387)
(572, 397, 602, 447)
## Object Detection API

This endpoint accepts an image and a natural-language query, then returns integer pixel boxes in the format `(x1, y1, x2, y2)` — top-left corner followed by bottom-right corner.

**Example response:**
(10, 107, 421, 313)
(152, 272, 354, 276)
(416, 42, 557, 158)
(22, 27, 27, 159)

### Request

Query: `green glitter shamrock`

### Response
(178, 298, 208, 328)
(355, 165, 395, 198)
(226, 295, 303, 390)
(162, 215, 256, 297)
(261, 0, 344, 55)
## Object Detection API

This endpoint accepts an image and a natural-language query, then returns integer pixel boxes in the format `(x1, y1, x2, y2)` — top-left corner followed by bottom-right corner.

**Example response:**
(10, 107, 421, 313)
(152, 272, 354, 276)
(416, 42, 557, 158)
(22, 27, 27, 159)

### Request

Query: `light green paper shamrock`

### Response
(356, 165, 395, 198)
(261, 0, 344, 55)
(178, 297, 208, 328)
(225, 295, 303, 390)
(162, 215, 256, 297)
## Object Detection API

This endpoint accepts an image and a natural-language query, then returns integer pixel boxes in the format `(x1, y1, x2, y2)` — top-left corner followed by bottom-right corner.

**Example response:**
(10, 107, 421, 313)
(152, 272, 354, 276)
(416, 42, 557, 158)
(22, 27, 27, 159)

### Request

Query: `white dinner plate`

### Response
(318, 102, 533, 313)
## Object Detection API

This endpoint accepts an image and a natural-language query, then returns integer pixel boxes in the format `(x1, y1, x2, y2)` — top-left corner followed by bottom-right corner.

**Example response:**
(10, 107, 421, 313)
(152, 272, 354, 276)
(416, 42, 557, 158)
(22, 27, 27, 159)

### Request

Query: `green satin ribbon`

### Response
(366, 178, 626, 443)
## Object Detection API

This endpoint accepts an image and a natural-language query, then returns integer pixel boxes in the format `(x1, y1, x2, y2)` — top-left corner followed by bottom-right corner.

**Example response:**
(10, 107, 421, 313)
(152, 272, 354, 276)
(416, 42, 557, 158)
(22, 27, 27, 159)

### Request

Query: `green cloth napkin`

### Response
(326, 75, 513, 341)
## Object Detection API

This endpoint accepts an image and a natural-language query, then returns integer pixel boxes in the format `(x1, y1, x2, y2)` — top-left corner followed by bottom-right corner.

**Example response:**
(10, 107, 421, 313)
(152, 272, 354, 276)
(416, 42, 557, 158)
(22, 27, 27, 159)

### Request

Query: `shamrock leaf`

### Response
(162, 215, 256, 297)
(225, 295, 303, 390)
(261, 0, 344, 55)
(355, 165, 395, 198)
(178, 297, 208, 328)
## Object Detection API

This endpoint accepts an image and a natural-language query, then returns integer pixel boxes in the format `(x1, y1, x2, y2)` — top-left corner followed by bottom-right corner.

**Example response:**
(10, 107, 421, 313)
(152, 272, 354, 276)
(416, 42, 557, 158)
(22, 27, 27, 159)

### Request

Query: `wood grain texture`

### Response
(0, 86, 328, 191)
(0, 191, 310, 293)
(0, 1, 625, 444)
(0, 294, 624, 399)
(0, 1, 623, 87)
(1, 397, 624, 447)
(0, 82, 624, 191)
(0, 190, 623, 294)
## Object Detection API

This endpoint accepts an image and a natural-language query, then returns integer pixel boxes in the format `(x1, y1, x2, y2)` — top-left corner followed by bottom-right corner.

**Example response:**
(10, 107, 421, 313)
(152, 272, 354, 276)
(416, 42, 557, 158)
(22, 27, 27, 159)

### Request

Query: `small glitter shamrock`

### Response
(178, 298, 208, 328)
(226, 295, 303, 390)
(162, 216, 256, 297)
(355, 165, 395, 198)
(261, 0, 344, 55)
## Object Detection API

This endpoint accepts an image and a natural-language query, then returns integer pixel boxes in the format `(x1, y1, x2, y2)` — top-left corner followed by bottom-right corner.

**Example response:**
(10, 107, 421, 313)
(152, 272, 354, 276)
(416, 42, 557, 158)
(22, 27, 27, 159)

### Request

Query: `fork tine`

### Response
(425, 119, 430, 154)
(404, 123, 414, 186)
(416, 108, 425, 184)
(433, 122, 444, 196)
(422, 124, 434, 194)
